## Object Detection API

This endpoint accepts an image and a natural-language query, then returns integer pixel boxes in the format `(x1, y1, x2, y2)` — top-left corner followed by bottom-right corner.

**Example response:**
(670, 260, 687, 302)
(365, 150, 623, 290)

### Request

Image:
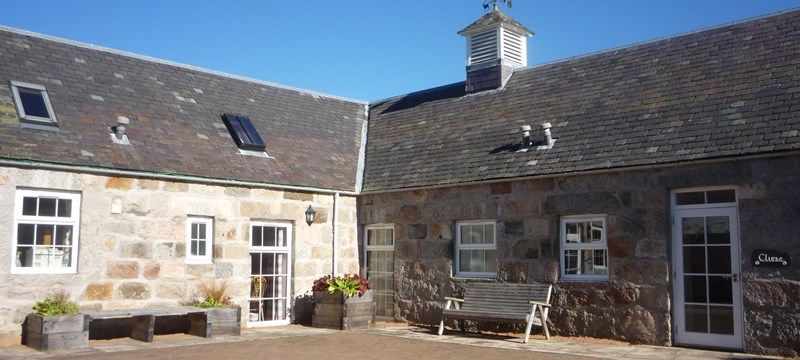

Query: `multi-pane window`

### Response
(12, 189, 81, 274)
(221, 113, 266, 151)
(249, 221, 291, 325)
(561, 215, 608, 280)
(455, 221, 497, 277)
(10, 81, 58, 125)
(674, 188, 736, 206)
(365, 225, 394, 318)
(185, 217, 213, 264)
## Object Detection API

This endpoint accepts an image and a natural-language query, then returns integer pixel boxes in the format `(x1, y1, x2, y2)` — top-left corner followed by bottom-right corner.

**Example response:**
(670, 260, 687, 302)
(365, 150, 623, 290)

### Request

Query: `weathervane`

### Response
(483, 0, 511, 12)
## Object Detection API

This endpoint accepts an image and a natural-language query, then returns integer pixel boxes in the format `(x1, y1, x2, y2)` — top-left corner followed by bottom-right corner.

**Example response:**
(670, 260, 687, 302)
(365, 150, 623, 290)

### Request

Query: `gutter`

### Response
(0, 158, 359, 196)
(359, 150, 800, 195)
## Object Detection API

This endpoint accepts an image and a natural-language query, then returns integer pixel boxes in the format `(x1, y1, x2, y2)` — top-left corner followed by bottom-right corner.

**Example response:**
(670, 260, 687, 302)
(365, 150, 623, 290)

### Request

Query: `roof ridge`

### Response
(369, 81, 465, 106)
(516, 7, 800, 74)
(0, 25, 368, 105)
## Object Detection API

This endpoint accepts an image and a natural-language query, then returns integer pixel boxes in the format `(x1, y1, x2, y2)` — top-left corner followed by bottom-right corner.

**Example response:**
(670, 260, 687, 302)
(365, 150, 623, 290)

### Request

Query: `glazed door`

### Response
(673, 206, 742, 349)
(364, 225, 394, 320)
(248, 222, 292, 326)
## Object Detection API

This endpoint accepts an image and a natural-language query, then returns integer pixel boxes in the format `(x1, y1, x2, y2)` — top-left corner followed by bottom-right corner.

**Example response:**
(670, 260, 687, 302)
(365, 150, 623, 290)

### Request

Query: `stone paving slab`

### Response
(375, 326, 782, 360)
(0, 324, 783, 360)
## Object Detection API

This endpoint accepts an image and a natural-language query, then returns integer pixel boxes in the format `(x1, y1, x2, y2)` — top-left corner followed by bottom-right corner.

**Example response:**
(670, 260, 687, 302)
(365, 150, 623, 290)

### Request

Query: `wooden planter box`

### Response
(25, 313, 89, 351)
(312, 290, 375, 330)
(188, 306, 241, 338)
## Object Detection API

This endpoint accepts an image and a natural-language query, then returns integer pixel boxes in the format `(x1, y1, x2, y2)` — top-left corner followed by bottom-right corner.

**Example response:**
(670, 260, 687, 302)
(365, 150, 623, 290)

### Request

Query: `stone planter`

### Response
(25, 313, 89, 351)
(312, 290, 375, 330)
(188, 306, 241, 338)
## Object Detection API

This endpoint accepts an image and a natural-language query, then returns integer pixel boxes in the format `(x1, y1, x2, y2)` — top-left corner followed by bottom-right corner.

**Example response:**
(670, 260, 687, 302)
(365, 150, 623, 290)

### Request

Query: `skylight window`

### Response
(221, 114, 266, 152)
(10, 81, 58, 125)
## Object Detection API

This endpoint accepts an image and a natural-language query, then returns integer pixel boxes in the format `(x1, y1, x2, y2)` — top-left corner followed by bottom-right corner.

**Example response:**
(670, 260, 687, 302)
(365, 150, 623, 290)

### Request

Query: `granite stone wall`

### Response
(358, 155, 800, 356)
(0, 167, 359, 345)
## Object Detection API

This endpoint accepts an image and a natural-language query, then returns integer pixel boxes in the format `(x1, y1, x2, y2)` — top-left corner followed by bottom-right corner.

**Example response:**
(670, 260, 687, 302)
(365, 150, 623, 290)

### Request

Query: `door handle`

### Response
(722, 274, 739, 283)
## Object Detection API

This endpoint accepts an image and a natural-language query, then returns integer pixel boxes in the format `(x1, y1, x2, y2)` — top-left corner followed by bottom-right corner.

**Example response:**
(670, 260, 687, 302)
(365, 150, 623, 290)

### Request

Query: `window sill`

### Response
(20, 120, 60, 132)
(558, 277, 609, 282)
(453, 274, 496, 280)
(11, 268, 77, 275)
(185, 260, 213, 265)
(238, 149, 272, 158)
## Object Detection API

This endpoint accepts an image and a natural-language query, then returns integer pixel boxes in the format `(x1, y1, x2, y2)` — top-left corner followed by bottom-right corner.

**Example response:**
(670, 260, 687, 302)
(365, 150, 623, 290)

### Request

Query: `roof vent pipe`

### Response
(541, 122, 553, 146)
(114, 116, 129, 140)
(535, 122, 556, 150)
(521, 125, 532, 148)
(111, 116, 131, 145)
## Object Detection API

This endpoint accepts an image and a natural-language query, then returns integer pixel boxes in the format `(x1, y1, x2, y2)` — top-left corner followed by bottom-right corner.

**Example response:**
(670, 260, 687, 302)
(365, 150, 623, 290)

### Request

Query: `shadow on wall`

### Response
(293, 294, 313, 325)
(89, 315, 190, 339)
(20, 316, 28, 345)
(19, 314, 191, 345)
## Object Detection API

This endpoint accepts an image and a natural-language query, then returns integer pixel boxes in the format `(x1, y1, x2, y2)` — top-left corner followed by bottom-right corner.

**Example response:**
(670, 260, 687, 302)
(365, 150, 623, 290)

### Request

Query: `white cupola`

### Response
(458, 3, 533, 93)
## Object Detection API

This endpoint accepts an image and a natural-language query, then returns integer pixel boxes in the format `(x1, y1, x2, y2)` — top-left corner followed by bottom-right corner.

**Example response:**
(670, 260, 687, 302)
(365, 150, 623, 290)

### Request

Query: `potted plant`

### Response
(311, 270, 375, 330)
(26, 290, 88, 350)
(188, 279, 241, 338)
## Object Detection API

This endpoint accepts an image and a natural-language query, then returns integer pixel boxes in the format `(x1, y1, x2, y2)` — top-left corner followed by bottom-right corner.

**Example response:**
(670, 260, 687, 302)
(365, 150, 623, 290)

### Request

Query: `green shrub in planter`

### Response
(33, 292, 80, 316)
(27, 291, 88, 351)
(189, 279, 241, 338)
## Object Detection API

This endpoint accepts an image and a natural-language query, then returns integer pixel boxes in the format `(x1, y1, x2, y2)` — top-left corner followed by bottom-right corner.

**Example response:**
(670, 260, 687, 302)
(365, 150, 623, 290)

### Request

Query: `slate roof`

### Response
(458, 7, 533, 36)
(0, 27, 366, 193)
(364, 9, 800, 192)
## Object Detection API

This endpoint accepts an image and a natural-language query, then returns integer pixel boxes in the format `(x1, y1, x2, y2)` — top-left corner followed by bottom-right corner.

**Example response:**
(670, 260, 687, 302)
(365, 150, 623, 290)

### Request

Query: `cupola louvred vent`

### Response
(458, 7, 533, 93)
(470, 30, 498, 65)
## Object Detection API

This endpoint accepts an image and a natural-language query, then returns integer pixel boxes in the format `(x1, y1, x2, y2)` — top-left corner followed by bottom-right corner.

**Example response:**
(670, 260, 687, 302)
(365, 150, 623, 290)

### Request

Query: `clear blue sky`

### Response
(1, 1, 799, 101)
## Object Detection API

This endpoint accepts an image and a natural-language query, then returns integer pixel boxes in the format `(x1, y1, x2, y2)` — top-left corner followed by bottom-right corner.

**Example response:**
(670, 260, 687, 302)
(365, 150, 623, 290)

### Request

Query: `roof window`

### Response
(10, 81, 58, 125)
(221, 113, 266, 152)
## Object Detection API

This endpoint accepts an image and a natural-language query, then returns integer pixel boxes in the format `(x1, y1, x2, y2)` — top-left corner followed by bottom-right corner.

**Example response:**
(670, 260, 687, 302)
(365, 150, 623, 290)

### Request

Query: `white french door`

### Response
(672, 188, 742, 350)
(364, 225, 394, 320)
(248, 221, 292, 326)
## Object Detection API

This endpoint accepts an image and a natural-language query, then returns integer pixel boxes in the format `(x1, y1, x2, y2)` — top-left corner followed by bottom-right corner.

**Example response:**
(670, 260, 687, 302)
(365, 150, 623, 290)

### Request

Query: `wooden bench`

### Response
(438, 282, 553, 343)
(85, 306, 209, 343)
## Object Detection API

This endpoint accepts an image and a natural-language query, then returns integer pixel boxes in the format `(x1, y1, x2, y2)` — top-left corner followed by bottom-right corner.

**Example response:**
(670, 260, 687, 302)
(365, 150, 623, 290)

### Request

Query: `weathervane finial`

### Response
(482, 0, 511, 12)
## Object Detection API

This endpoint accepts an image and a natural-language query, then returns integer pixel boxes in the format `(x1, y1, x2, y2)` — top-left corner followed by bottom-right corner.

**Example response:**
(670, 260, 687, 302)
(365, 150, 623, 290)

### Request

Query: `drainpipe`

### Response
(332, 192, 339, 276)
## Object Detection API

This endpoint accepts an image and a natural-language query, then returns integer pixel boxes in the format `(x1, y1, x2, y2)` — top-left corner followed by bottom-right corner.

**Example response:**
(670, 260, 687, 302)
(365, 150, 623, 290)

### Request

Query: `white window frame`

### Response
(248, 220, 292, 327)
(185, 216, 213, 264)
(364, 224, 394, 253)
(672, 186, 737, 210)
(560, 215, 608, 281)
(11, 189, 81, 274)
(10, 81, 58, 124)
(363, 224, 395, 318)
(455, 220, 497, 278)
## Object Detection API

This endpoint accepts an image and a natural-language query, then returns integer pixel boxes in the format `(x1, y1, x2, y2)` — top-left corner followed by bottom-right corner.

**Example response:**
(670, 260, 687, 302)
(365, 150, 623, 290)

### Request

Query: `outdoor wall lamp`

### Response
(305, 205, 316, 225)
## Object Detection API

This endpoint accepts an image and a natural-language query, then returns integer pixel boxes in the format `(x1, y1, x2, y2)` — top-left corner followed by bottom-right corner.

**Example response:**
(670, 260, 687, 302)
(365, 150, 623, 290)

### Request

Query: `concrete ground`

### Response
(0, 324, 784, 360)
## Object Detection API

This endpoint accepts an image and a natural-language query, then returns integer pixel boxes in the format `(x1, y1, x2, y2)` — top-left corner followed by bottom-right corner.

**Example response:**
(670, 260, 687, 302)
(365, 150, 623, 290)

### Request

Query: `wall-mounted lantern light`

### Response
(305, 205, 316, 225)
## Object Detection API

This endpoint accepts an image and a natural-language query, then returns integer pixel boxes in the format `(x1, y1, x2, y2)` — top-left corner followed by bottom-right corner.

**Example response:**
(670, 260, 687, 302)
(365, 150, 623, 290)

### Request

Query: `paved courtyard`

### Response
(0, 324, 782, 360)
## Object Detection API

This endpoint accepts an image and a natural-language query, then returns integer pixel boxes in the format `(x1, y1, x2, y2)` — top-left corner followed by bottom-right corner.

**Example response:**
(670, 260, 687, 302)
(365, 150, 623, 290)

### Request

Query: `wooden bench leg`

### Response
(540, 306, 550, 340)
(524, 316, 534, 344)
(131, 315, 155, 342)
(438, 318, 446, 335)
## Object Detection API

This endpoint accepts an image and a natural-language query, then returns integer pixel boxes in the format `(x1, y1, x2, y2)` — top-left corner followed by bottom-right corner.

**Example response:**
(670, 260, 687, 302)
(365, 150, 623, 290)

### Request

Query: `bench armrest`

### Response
(529, 301, 551, 307)
(443, 297, 464, 310)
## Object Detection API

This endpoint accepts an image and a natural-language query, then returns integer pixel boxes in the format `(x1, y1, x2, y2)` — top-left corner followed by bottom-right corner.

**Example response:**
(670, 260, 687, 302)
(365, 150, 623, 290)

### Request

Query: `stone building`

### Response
(0, 25, 366, 344)
(360, 7, 799, 357)
(1, 6, 799, 357)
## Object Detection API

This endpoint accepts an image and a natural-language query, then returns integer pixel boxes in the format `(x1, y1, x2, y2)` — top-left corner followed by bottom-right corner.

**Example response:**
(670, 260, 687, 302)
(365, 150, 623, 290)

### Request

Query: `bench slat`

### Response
(86, 306, 207, 319)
